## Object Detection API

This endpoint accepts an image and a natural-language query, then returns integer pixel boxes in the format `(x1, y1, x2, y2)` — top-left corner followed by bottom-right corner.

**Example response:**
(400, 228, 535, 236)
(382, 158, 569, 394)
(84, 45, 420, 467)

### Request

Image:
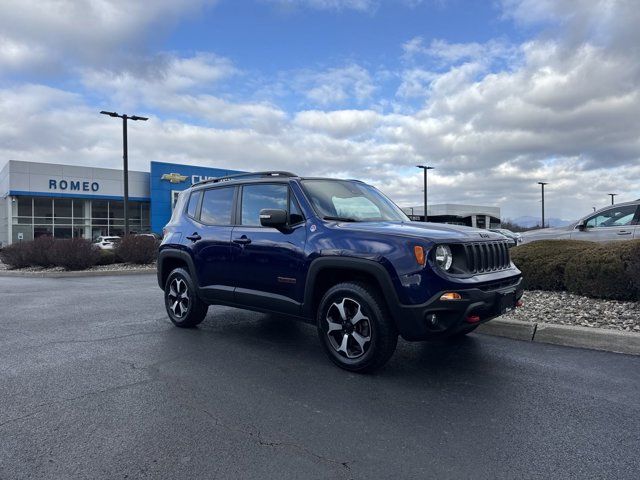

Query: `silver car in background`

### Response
(521, 200, 640, 244)
(489, 228, 522, 247)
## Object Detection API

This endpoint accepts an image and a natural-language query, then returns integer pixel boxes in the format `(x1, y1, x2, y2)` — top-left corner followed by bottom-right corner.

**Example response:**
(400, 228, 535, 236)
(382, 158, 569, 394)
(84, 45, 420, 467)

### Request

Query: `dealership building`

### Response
(402, 204, 501, 229)
(0, 160, 241, 246)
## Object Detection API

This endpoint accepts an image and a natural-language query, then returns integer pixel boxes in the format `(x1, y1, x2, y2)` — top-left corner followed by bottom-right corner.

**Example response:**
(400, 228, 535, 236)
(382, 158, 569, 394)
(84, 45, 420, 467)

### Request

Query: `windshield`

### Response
(302, 179, 410, 222)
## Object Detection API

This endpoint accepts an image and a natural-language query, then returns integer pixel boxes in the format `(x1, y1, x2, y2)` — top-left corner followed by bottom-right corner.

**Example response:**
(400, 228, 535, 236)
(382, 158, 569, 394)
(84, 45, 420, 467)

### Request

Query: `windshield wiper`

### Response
(323, 216, 358, 222)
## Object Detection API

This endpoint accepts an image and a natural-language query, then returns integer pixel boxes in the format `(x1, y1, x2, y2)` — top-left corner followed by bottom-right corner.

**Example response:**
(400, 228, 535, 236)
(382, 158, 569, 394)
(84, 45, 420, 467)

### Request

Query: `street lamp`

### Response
(416, 165, 434, 222)
(100, 111, 148, 236)
(608, 193, 617, 205)
(538, 182, 548, 228)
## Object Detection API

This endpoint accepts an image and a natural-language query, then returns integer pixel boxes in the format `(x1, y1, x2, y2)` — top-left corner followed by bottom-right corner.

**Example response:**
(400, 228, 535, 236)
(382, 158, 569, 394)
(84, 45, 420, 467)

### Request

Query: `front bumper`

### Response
(393, 276, 524, 341)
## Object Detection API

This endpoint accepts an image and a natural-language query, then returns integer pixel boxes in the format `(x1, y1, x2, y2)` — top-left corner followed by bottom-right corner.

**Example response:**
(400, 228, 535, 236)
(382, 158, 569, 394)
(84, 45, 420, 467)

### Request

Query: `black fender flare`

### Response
(157, 248, 199, 289)
(301, 256, 403, 321)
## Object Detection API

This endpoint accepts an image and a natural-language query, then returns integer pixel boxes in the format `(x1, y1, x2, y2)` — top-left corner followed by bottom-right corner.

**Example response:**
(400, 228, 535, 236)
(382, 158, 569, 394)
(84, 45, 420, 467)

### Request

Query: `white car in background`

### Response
(93, 236, 121, 250)
(521, 200, 640, 244)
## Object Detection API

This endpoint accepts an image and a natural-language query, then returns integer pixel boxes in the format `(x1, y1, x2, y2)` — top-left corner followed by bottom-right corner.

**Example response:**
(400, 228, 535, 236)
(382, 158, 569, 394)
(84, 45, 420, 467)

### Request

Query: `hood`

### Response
(331, 221, 506, 242)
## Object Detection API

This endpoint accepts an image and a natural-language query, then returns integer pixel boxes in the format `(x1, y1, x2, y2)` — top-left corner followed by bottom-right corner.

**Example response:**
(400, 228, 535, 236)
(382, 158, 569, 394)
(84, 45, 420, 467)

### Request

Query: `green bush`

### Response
(96, 249, 117, 266)
(512, 239, 640, 301)
(0, 241, 32, 269)
(564, 241, 640, 301)
(511, 240, 594, 291)
(50, 238, 100, 271)
(115, 235, 158, 264)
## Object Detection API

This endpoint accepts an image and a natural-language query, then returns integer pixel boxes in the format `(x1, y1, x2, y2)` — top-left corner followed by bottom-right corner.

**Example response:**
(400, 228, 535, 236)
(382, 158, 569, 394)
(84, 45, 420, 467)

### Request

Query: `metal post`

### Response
(100, 111, 147, 237)
(417, 165, 434, 222)
(608, 193, 617, 205)
(122, 115, 129, 236)
(538, 182, 548, 228)
(423, 168, 428, 222)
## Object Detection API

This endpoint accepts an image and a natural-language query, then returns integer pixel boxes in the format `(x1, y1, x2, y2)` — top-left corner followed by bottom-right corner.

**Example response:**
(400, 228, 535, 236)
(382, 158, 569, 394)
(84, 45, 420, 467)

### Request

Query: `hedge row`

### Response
(0, 235, 159, 271)
(511, 240, 640, 301)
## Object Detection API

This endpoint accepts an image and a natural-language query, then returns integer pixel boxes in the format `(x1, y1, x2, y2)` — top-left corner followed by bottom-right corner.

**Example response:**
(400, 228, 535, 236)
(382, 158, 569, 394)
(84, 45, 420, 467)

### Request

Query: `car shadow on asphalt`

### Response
(180, 306, 502, 382)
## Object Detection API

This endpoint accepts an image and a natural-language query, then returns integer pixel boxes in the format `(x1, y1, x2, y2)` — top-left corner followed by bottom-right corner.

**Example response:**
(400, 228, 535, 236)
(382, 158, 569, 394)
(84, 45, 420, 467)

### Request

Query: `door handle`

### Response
(617, 231, 632, 235)
(233, 236, 252, 245)
(186, 233, 202, 242)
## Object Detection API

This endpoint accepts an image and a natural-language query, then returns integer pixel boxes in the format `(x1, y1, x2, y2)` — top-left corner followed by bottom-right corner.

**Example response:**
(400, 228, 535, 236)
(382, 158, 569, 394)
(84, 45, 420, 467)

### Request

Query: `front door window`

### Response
(585, 205, 638, 228)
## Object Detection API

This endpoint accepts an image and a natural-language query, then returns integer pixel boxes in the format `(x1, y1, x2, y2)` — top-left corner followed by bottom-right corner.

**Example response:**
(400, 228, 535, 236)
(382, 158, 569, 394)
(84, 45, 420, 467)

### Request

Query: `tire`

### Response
(164, 267, 208, 328)
(317, 281, 397, 373)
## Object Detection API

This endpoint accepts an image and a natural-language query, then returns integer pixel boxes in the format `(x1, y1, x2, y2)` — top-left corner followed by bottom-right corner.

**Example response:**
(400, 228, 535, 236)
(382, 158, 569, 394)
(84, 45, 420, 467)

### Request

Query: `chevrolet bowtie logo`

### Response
(161, 173, 188, 184)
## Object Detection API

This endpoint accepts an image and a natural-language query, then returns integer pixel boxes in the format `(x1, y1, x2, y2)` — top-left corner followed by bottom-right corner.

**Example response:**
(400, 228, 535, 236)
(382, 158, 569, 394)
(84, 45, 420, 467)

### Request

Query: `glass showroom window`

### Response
(33, 198, 53, 238)
(53, 198, 73, 239)
(16, 196, 33, 224)
(91, 200, 109, 239)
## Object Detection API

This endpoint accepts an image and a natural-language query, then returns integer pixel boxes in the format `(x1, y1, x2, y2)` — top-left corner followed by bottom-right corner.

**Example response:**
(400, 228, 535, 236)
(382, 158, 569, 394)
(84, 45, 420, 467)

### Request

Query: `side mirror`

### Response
(577, 220, 587, 231)
(259, 209, 288, 229)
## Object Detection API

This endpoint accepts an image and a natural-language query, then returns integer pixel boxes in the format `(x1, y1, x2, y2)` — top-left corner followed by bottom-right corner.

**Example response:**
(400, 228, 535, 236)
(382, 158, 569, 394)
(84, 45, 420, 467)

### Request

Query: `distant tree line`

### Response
(500, 220, 540, 232)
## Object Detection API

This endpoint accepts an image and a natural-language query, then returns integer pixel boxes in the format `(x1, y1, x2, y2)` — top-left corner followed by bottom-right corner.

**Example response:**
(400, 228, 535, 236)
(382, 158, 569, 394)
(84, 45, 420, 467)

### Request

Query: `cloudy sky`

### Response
(1, 0, 638, 221)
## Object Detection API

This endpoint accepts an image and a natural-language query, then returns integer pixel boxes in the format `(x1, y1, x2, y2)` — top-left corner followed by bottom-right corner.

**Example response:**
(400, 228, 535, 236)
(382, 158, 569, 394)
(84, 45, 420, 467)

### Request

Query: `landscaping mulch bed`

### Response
(504, 290, 640, 332)
(0, 259, 155, 273)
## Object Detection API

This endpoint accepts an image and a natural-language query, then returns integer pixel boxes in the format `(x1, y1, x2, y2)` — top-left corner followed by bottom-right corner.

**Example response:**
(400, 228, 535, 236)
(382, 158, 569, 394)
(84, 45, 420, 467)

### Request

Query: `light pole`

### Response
(100, 111, 148, 236)
(608, 193, 617, 205)
(538, 182, 548, 228)
(416, 165, 434, 222)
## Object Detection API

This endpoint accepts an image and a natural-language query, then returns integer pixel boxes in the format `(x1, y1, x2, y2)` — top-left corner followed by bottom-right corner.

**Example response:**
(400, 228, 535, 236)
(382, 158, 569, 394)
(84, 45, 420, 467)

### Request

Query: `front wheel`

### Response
(164, 268, 208, 328)
(317, 282, 397, 373)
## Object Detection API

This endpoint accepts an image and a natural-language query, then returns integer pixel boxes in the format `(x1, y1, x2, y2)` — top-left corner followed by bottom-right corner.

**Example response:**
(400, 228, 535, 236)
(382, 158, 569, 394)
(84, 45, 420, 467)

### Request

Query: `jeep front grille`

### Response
(463, 241, 511, 273)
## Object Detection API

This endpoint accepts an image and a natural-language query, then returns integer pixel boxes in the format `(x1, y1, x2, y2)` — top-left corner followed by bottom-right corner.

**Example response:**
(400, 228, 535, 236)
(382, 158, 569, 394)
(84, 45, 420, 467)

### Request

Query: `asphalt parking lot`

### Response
(1, 274, 639, 479)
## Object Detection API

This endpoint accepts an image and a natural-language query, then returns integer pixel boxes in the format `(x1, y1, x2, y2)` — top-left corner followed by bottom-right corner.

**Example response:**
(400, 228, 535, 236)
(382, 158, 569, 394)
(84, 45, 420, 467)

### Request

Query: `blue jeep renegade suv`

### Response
(158, 171, 523, 372)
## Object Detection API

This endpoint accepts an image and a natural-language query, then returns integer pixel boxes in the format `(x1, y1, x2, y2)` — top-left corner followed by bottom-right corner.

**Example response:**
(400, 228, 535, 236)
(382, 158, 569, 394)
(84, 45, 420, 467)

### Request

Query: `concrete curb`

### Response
(0, 268, 156, 278)
(476, 318, 640, 356)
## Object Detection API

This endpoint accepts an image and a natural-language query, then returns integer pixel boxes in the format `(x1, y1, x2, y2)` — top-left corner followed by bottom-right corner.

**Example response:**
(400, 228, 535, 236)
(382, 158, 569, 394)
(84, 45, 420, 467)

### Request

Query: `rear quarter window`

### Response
(186, 190, 202, 219)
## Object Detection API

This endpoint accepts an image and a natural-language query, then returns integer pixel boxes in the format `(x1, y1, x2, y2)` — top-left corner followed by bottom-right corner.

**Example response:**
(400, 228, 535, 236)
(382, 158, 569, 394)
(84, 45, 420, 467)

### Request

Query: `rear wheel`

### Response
(317, 282, 397, 373)
(164, 268, 208, 328)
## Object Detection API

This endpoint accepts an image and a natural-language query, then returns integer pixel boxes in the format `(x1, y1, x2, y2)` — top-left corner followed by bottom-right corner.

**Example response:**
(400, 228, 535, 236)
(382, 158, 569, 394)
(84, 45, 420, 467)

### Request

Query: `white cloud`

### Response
(0, 0, 216, 72)
(81, 53, 285, 132)
(294, 110, 380, 137)
(294, 64, 376, 106)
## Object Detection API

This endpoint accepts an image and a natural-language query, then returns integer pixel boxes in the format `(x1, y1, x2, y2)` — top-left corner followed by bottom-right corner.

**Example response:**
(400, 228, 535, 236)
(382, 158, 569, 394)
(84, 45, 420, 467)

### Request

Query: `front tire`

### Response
(164, 268, 208, 328)
(317, 282, 397, 373)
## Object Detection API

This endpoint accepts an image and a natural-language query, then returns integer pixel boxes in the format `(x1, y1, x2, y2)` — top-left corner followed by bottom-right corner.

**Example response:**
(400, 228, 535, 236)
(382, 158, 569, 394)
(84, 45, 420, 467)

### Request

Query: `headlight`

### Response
(435, 244, 453, 271)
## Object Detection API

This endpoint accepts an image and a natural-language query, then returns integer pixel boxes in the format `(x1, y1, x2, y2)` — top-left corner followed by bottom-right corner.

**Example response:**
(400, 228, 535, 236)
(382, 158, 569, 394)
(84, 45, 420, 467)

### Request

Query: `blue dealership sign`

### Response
(150, 161, 244, 233)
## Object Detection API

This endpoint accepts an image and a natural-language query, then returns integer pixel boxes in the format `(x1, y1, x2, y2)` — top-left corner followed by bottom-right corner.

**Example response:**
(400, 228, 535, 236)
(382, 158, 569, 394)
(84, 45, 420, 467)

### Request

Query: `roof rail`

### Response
(193, 171, 298, 186)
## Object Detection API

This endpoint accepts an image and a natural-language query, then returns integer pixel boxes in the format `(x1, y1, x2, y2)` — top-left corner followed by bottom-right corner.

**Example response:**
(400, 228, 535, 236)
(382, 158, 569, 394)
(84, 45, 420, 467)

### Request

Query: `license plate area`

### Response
(498, 291, 516, 314)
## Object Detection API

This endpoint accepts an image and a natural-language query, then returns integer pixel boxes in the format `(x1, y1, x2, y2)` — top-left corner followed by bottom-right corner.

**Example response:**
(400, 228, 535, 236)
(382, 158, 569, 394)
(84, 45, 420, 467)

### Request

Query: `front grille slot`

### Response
(463, 241, 510, 273)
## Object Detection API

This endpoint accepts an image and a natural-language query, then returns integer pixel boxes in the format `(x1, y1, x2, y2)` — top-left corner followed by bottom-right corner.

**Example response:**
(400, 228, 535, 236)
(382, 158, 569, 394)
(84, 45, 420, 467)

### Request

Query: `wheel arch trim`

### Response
(302, 256, 402, 320)
(157, 248, 199, 289)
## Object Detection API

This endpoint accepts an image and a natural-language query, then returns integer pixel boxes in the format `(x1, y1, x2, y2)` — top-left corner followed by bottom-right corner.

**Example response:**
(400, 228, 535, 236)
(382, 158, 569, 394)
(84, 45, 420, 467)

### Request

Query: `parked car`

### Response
(488, 228, 522, 247)
(521, 200, 640, 244)
(93, 236, 121, 250)
(158, 171, 523, 372)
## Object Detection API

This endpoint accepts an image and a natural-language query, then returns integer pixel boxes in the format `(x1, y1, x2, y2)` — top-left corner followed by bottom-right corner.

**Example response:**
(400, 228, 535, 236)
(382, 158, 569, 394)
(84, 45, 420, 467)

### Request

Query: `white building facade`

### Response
(402, 204, 501, 229)
(0, 160, 150, 246)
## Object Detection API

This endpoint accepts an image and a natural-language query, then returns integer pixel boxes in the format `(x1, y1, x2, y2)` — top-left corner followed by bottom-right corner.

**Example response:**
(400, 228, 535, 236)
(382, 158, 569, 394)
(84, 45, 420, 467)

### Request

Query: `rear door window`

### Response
(200, 187, 235, 225)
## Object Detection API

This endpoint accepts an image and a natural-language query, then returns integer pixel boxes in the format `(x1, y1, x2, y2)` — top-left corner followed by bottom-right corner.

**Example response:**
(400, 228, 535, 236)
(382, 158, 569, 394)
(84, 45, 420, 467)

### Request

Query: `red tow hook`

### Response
(465, 315, 481, 324)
